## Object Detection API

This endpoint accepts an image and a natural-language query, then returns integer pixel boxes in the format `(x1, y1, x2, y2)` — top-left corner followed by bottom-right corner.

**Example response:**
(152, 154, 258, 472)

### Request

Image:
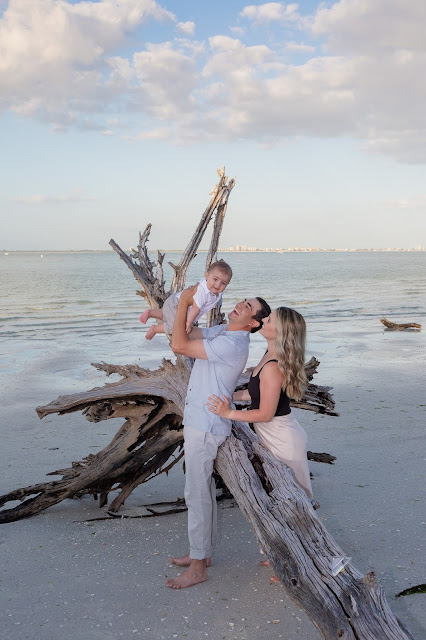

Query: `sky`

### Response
(1, 0, 425, 251)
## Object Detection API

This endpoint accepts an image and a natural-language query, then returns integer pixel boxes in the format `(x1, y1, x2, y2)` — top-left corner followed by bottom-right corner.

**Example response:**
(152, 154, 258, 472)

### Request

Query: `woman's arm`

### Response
(207, 362, 282, 423)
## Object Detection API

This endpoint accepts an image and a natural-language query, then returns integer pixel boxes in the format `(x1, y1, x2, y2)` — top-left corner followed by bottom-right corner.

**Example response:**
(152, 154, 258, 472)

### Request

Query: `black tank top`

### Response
(247, 359, 291, 416)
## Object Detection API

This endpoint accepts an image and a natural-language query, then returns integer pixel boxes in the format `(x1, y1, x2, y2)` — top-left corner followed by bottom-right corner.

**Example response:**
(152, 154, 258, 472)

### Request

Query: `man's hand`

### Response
(179, 283, 199, 307)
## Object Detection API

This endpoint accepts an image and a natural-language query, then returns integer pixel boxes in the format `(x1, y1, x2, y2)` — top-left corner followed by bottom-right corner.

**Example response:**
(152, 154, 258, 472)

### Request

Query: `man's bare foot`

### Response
(139, 310, 151, 324)
(166, 561, 207, 589)
(145, 325, 157, 340)
(169, 554, 211, 567)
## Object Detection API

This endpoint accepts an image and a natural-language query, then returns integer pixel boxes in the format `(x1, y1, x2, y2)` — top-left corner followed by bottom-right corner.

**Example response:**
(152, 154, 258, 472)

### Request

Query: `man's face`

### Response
(228, 298, 262, 330)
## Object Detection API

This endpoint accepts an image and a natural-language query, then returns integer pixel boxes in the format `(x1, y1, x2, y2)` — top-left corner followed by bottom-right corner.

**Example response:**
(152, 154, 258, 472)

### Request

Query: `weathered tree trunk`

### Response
(381, 317, 421, 330)
(217, 423, 414, 640)
(0, 167, 414, 639)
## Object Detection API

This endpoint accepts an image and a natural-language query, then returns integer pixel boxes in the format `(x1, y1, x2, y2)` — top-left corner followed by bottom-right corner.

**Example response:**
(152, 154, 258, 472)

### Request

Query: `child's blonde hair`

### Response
(275, 307, 307, 401)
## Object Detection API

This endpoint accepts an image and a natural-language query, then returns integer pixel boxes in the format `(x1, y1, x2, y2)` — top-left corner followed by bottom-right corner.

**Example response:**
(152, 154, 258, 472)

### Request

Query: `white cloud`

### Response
(285, 41, 315, 53)
(131, 42, 199, 119)
(386, 196, 426, 209)
(240, 2, 300, 24)
(205, 36, 275, 76)
(0, 0, 174, 122)
(11, 194, 100, 205)
(311, 0, 426, 53)
(176, 20, 195, 36)
(1, 0, 426, 163)
(129, 126, 172, 141)
(194, 1, 426, 162)
(229, 26, 246, 37)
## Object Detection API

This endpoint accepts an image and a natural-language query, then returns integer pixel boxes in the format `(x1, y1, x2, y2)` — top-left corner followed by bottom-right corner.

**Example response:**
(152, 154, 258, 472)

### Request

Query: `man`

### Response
(166, 284, 271, 589)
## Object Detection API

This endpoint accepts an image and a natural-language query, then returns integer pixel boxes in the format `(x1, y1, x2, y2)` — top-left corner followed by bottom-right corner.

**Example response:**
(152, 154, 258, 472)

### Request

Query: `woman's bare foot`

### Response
(166, 560, 207, 589)
(139, 310, 151, 324)
(259, 559, 279, 582)
(169, 554, 211, 567)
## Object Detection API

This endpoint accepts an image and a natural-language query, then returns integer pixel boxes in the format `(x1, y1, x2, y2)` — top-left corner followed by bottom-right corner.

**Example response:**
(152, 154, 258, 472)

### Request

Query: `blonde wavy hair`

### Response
(275, 307, 307, 401)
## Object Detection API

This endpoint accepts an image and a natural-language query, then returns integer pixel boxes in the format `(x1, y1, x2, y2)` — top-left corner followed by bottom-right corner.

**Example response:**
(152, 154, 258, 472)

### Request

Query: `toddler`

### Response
(139, 259, 233, 340)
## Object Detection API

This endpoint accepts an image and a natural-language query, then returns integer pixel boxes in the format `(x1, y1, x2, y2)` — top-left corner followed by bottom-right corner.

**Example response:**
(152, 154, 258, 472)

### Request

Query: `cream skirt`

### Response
(254, 413, 313, 499)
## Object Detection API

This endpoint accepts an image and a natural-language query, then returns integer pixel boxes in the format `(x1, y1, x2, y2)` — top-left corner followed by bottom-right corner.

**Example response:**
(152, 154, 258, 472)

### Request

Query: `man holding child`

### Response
(166, 284, 270, 589)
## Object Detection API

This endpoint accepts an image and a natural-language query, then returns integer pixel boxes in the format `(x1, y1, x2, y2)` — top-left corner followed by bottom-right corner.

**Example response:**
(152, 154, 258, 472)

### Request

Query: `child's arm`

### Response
(232, 389, 251, 402)
(185, 303, 200, 333)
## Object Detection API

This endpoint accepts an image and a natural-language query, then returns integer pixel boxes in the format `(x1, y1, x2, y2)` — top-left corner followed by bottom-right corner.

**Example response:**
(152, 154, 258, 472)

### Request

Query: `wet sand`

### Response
(1, 329, 425, 640)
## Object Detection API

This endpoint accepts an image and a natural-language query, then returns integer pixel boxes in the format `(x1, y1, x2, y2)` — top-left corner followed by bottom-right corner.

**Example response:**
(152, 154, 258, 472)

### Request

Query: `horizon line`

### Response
(2, 247, 425, 254)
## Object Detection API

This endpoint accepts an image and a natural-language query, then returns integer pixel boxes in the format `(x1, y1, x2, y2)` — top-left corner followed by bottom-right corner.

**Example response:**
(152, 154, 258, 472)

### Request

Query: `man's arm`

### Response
(171, 285, 208, 359)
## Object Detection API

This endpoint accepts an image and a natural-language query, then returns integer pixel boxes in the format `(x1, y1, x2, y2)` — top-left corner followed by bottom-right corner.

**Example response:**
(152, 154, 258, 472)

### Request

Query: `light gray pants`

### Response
(183, 427, 228, 560)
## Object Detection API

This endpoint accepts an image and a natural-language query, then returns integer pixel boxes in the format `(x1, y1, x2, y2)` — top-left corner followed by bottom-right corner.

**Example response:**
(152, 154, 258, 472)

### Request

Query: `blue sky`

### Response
(1, 0, 425, 250)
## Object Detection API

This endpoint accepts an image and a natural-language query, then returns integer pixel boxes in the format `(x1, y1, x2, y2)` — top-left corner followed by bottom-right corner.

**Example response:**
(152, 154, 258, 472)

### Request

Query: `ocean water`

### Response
(2, 250, 425, 640)
(0, 250, 425, 396)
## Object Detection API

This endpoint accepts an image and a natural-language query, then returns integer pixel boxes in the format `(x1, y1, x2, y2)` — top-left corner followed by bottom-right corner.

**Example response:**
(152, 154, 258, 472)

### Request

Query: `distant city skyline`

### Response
(3, 246, 425, 254)
(1, 1, 425, 251)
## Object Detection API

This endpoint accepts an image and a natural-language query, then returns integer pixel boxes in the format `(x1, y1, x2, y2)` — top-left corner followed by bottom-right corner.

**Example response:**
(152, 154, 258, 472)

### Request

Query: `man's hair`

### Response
(207, 259, 233, 279)
(250, 297, 271, 333)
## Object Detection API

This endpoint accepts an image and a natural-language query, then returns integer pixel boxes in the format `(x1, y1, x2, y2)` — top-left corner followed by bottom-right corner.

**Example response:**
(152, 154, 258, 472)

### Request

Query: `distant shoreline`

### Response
(2, 248, 425, 254)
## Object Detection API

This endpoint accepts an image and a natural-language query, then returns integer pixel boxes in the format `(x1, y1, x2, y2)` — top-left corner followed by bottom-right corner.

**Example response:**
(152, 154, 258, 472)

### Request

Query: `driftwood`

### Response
(381, 317, 422, 330)
(218, 422, 414, 640)
(0, 168, 414, 639)
(0, 355, 333, 522)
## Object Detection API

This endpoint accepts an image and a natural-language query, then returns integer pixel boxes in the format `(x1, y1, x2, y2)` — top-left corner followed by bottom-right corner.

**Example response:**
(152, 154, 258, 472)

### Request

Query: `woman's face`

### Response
(260, 309, 277, 340)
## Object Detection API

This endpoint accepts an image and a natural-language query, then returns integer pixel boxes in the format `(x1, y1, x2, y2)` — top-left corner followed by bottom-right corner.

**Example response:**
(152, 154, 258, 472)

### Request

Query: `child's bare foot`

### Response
(145, 325, 157, 340)
(139, 310, 151, 324)
(271, 575, 280, 583)
(166, 560, 207, 589)
(169, 554, 211, 567)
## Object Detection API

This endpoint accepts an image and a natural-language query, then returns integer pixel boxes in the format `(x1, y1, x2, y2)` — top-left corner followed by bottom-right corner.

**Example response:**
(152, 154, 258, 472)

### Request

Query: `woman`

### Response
(206, 306, 313, 500)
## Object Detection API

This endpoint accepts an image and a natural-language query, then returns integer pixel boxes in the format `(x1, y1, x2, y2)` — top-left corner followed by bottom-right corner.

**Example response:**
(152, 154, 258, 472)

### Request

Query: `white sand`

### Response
(1, 328, 425, 640)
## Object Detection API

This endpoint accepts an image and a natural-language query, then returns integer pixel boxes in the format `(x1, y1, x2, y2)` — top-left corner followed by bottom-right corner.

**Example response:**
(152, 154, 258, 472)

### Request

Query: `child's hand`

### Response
(206, 395, 232, 419)
(186, 324, 193, 334)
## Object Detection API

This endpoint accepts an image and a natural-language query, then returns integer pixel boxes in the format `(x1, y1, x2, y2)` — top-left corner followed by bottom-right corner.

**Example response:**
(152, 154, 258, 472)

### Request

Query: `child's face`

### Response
(205, 268, 231, 295)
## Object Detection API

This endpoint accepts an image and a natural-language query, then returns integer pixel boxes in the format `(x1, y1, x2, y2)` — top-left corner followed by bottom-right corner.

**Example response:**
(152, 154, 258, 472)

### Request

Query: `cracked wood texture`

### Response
(0, 166, 414, 639)
(0, 356, 334, 523)
(217, 422, 414, 640)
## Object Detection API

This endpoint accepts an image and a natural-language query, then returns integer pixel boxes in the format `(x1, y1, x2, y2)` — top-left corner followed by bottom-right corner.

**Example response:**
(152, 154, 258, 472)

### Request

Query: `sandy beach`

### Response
(1, 322, 425, 640)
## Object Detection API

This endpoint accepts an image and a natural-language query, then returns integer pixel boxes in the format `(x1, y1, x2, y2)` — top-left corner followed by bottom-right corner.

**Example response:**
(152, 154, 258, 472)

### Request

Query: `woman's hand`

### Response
(206, 394, 232, 419)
